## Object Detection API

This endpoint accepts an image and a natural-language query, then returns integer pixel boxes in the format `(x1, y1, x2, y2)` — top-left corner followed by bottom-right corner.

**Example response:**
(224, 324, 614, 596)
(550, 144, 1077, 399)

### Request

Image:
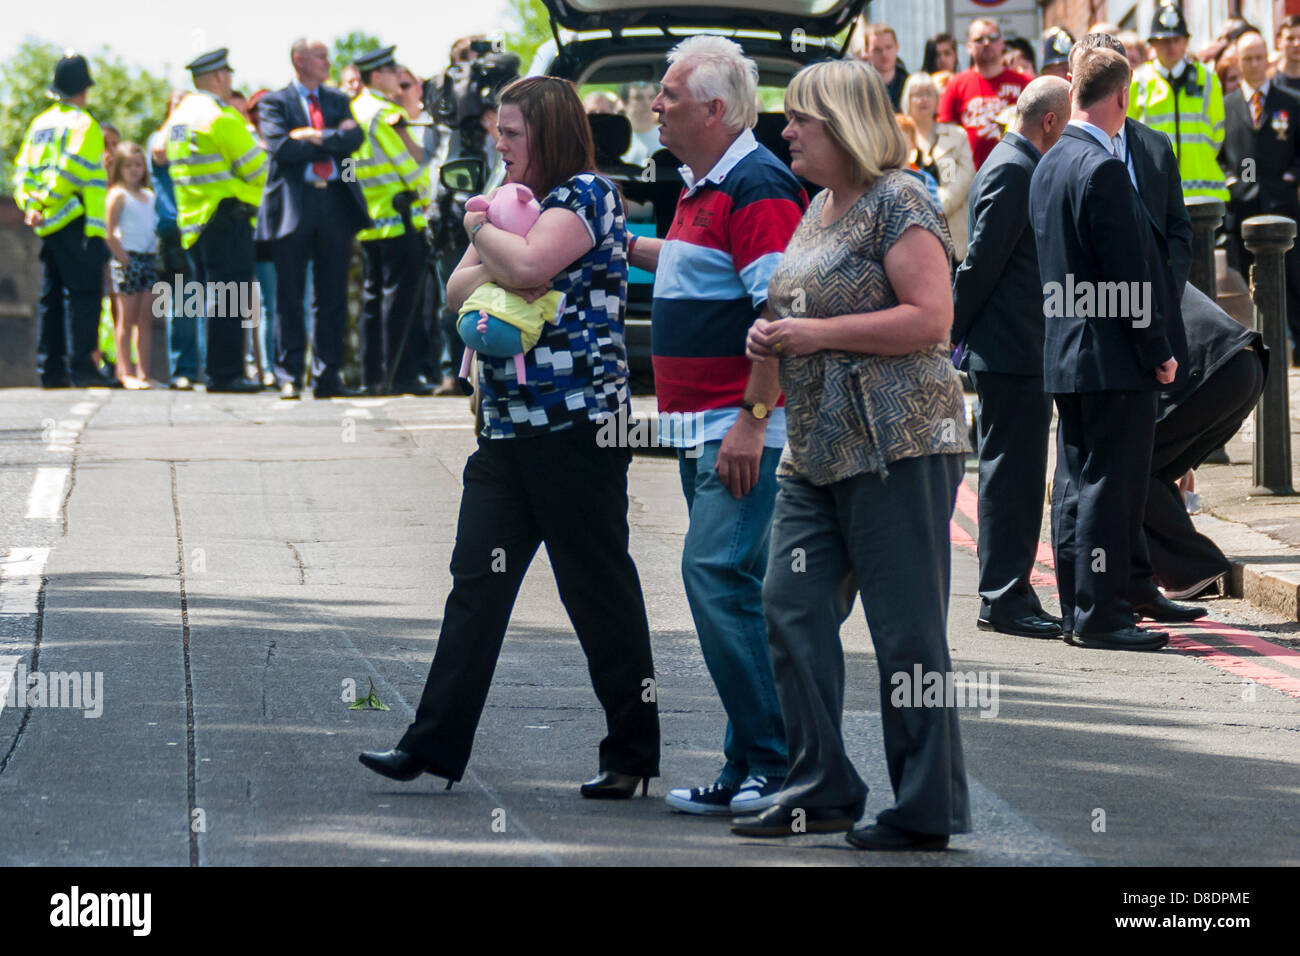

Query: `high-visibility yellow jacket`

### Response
(351, 89, 426, 241)
(1129, 60, 1229, 201)
(164, 91, 267, 249)
(13, 101, 107, 238)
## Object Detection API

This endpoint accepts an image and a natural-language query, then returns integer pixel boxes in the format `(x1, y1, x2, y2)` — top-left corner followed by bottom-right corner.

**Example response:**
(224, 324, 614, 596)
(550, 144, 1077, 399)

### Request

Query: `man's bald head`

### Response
(1237, 31, 1270, 87)
(1014, 75, 1071, 153)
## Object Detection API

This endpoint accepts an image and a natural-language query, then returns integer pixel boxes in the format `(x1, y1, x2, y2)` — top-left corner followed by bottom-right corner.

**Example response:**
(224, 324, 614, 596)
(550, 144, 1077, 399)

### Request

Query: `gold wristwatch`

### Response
(742, 401, 769, 420)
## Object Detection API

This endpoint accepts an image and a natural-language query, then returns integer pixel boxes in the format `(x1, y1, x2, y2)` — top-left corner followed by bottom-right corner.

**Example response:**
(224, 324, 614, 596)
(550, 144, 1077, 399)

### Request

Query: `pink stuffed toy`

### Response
(457, 184, 566, 384)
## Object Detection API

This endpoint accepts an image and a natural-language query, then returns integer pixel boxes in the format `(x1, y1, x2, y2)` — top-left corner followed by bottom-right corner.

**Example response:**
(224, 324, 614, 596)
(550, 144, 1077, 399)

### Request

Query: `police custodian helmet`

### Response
(1149, 2, 1190, 41)
(49, 52, 93, 98)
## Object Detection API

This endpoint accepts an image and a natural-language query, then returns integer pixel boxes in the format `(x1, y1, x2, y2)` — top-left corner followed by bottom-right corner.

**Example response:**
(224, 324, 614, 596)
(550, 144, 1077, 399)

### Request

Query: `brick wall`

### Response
(0, 196, 42, 387)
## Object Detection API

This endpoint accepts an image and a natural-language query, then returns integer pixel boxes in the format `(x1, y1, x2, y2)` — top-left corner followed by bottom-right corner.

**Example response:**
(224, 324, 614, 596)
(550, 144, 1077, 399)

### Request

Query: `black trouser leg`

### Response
(190, 206, 253, 384)
(522, 428, 660, 776)
(398, 439, 542, 778)
(1139, 350, 1265, 592)
(36, 236, 70, 384)
(271, 224, 310, 386)
(969, 370, 1052, 619)
(1055, 390, 1157, 635)
(380, 230, 424, 385)
(359, 240, 384, 389)
(309, 185, 356, 385)
(41, 219, 103, 381)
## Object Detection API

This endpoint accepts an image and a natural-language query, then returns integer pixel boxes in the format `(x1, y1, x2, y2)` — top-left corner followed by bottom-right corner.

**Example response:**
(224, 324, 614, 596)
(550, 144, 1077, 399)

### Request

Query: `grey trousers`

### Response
(762, 453, 972, 835)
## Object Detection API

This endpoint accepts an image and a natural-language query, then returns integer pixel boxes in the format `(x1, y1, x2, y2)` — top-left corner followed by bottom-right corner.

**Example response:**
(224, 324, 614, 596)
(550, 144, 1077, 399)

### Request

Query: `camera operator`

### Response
(425, 35, 519, 394)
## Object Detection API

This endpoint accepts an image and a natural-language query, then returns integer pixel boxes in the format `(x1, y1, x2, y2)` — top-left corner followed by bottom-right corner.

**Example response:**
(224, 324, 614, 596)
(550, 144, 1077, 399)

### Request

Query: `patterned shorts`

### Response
(111, 251, 160, 295)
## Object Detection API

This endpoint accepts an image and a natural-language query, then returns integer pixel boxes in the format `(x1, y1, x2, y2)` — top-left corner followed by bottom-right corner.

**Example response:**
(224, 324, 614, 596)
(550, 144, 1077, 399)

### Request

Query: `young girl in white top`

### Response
(106, 142, 160, 388)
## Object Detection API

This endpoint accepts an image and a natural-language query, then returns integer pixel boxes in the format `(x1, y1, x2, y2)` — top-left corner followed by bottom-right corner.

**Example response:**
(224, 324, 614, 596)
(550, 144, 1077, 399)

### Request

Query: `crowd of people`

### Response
(15, 35, 513, 395)
(12, 3, 1282, 852)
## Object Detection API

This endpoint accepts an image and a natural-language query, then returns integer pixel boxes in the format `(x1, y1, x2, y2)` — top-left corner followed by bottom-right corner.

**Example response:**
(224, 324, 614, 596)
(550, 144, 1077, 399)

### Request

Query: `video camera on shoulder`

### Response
(429, 44, 521, 132)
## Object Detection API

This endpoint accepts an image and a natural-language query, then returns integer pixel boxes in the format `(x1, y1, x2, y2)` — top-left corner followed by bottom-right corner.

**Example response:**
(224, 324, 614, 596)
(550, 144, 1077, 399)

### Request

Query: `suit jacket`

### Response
(1126, 117, 1193, 292)
(952, 131, 1044, 375)
(1029, 125, 1187, 393)
(1163, 282, 1267, 416)
(254, 83, 369, 241)
(1218, 83, 1300, 232)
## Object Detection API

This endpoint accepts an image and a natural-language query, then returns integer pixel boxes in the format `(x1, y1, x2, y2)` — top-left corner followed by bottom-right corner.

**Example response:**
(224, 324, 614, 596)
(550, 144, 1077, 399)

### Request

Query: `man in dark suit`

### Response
(954, 76, 1071, 639)
(256, 37, 369, 399)
(1219, 29, 1300, 362)
(1029, 46, 1185, 650)
(1069, 32, 1209, 623)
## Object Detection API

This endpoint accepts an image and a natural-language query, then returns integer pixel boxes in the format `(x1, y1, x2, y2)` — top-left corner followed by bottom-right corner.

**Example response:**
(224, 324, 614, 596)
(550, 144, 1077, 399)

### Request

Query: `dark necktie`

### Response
(307, 93, 333, 180)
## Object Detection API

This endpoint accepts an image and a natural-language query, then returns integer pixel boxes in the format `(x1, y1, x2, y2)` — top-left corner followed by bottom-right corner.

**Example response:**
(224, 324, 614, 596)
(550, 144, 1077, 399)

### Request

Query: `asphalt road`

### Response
(0, 387, 1297, 866)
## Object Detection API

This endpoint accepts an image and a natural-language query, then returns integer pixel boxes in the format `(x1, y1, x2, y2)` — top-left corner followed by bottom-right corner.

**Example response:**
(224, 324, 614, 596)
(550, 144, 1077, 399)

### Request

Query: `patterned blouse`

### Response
(766, 169, 971, 486)
(478, 173, 631, 439)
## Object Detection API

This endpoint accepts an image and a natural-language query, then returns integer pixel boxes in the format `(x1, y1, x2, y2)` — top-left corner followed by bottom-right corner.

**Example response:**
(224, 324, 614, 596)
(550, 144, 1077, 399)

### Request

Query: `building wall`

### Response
(864, 0, 951, 74)
(0, 196, 41, 387)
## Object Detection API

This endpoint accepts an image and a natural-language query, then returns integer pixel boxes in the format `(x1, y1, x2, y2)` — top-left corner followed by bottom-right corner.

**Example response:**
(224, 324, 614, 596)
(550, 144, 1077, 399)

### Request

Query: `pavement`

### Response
(1176, 367, 1300, 620)
(0, 386, 1297, 867)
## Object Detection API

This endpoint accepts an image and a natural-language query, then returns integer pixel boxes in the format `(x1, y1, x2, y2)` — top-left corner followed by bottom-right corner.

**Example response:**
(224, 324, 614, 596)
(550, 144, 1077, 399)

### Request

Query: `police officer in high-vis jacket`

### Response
(351, 45, 432, 395)
(14, 53, 119, 388)
(165, 48, 267, 392)
(1128, 2, 1229, 202)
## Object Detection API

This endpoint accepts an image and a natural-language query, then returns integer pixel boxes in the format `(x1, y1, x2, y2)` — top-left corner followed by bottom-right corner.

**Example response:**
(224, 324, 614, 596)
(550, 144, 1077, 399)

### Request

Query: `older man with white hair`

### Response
(629, 35, 806, 816)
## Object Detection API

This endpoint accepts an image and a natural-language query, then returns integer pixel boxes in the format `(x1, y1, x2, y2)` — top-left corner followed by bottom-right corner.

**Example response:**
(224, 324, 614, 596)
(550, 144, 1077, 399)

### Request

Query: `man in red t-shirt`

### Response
(938, 17, 1031, 168)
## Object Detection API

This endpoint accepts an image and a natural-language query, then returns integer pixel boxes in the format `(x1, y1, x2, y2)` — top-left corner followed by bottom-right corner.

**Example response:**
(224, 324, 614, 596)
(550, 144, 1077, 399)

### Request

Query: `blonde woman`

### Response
(733, 59, 971, 850)
(901, 72, 975, 259)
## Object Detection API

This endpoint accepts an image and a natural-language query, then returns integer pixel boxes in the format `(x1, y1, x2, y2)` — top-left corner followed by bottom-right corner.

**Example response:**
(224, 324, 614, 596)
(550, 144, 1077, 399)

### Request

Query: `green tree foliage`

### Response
(500, 0, 555, 72)
(330, 31, 384, 84)
(1, 38, 171, 193)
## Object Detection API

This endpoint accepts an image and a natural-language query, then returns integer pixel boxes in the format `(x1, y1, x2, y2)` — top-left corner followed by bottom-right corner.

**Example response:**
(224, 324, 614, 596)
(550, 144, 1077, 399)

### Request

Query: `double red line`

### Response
(950, 477, 1300, 699)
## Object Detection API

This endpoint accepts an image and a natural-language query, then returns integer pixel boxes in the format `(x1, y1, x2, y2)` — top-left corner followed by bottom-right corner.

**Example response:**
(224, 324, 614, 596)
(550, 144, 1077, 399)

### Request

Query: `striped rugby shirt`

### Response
(652, 128, 807, 447)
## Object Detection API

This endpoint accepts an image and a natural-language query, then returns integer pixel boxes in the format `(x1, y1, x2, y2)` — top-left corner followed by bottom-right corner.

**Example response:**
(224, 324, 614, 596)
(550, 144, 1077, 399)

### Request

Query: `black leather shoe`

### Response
(359, 748, 454, 787)
(206, 378, 261, 393)
(1132, 593, 1208, 623)
(579, 771, 650, 799)
(846, 821, 950, 851)
(279, 382, 300, 400)
(1068, 626, 1169, 650)
(731, 803, 857, 837)
(313, 381, 363, 399)
(41, 378, 71, 389)
(71, 372, 123, 389)
(389, 378, 435, 396)
(977, 613, 1062, 638)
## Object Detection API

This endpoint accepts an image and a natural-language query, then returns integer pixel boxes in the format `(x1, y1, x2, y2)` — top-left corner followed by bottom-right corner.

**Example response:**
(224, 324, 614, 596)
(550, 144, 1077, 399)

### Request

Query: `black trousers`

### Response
(271, 183, 356, 387)
(188, 201, 255, 384)
(36, 217, 106, 385)
(1052, 390, 1157, 635)
(399, 424, 661, 780)
(969, 369, 1054, 619)
(1133, 349, 1266, 594)
(360, 231, 424, 389)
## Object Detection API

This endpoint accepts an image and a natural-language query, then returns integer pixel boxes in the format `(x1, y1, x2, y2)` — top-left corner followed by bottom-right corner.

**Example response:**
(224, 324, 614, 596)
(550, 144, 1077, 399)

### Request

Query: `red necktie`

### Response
(307, 93, 333, 180)
(1251, 91, 1264, 129)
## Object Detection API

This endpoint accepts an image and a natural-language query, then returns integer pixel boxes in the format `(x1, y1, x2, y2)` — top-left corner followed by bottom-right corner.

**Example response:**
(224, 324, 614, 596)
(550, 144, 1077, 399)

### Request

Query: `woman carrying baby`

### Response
(360, 76, 660, 798)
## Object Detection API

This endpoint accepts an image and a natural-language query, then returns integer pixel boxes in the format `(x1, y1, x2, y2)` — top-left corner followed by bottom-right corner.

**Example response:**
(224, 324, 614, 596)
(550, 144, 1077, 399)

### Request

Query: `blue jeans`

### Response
(678, 440, 787, 787)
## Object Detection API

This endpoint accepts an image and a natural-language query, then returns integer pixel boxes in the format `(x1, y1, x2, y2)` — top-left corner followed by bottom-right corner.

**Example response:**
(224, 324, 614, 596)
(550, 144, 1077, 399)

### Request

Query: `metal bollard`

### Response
(1185, 197, 1224, 298)
(1242, 215, 1296, 496)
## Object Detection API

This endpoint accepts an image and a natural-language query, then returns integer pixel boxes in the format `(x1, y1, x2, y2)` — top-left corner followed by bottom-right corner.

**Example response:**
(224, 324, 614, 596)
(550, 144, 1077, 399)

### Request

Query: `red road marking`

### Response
(951, 477, 1300, 698)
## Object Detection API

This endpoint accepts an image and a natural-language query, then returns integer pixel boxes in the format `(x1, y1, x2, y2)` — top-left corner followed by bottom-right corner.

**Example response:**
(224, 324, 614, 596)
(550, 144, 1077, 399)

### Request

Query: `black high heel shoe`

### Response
(580, 771, 650, 799)
(359, 748, 455, 790)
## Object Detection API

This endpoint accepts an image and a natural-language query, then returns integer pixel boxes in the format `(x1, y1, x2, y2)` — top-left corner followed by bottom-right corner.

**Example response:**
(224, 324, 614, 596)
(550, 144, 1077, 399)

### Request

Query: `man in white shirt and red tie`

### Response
(255, 37, 371, 398)
(1219, 29, 1300, 363)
